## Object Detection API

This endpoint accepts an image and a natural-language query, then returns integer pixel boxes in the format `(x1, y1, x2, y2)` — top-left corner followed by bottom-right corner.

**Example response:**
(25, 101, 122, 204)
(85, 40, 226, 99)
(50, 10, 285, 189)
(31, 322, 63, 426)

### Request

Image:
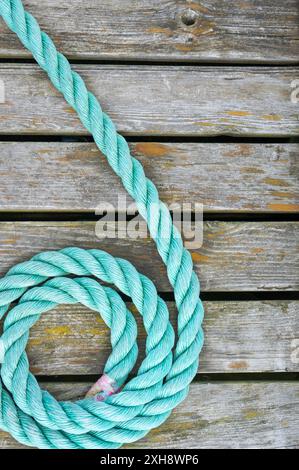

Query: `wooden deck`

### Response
(0, 0, 298, 449)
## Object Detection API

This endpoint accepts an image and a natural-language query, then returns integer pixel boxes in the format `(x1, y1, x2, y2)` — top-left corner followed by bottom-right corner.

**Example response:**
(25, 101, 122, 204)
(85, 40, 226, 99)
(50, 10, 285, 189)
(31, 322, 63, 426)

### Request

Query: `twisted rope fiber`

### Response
(0, 0, 204, 449)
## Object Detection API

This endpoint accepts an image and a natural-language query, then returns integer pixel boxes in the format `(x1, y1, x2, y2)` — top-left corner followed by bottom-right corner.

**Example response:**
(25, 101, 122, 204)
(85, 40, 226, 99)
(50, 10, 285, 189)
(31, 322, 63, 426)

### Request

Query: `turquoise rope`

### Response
(0, 0, 204, 449)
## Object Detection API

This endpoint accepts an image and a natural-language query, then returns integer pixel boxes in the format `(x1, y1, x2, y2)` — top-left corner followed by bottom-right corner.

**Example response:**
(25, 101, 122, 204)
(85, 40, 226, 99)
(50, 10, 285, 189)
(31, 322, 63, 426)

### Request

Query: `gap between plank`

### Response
(89, 290, 299, 303)
(0, 212, 298, 222)
(0, 135, 298, 144)
(0, 58, 298, 67)
(35, 372, 299, 383)
(4, 287, 299, 304)
(160, 292, 299, 302)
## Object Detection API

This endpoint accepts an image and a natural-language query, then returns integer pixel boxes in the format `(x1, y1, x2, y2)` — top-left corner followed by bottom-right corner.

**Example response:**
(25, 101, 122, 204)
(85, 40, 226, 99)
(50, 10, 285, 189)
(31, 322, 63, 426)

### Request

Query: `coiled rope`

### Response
(0, 0, 204, 449)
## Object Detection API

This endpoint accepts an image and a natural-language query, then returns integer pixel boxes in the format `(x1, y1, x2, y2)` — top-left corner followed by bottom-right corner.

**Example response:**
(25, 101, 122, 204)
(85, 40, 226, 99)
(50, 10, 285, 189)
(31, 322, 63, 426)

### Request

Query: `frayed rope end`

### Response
(85, 374, 120, 402)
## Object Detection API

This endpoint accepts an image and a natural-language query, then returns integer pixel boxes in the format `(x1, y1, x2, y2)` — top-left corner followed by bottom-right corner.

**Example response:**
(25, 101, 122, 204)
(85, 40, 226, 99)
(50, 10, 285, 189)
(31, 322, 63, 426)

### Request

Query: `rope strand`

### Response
(0, 0, 204, 449)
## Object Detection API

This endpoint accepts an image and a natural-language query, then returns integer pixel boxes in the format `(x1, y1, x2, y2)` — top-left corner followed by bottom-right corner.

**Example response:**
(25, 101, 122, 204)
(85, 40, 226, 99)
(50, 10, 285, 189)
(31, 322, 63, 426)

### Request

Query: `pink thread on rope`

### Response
(85, 374, 119, 402)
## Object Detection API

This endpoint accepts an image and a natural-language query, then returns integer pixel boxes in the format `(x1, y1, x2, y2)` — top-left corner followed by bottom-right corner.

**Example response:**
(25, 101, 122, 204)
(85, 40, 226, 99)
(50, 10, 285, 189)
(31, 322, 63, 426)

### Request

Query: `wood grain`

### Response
(0, 221, 298, 292)
(0, 381, 298, 448)
(0, 301, 295, 375)
(0, 1, 298, 63)
(0, 142, 298, 213)
(0, 65, 298, 136)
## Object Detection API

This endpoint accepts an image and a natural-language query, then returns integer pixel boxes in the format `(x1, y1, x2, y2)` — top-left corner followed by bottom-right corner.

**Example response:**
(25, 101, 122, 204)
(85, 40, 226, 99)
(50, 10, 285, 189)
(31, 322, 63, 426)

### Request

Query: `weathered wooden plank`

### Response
(0, 381, 298, 448)
(0, 222, 297, 291)
(0, 301, 295, 375)
(1, 142, 298, 213)
(0, 1, 298, 63)
(0, 65, 298, 136)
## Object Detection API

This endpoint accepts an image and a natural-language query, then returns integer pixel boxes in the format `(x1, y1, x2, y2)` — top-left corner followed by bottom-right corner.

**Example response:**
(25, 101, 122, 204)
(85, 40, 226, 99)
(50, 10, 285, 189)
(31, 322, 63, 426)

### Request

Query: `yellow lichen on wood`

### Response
(133, 142, 169, 158)
(191, 252, 210, 263)
(228, 361, 248, 370)
(267, 203, 299, 212)
(262, 114, 281, 121)
(226, 110, 252, 117)
(263, 178, 290, 187)
(45, 326, 71, 336)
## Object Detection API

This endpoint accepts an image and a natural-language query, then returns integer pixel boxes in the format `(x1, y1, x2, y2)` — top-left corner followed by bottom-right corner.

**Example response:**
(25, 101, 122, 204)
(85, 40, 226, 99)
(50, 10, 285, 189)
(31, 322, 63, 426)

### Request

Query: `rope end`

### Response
(85, 374, 119, 402)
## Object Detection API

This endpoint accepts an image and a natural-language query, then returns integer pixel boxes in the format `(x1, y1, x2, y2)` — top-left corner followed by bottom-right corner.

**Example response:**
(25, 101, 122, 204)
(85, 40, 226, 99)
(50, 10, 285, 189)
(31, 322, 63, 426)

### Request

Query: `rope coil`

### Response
(0, 0, 204, 449)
